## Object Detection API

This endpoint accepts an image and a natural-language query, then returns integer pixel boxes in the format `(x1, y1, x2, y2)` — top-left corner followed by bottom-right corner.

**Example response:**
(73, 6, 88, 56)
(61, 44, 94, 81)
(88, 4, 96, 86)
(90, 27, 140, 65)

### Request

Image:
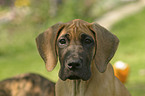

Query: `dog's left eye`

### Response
(84, 38, 92, 44)
(81, 34, 94, 45)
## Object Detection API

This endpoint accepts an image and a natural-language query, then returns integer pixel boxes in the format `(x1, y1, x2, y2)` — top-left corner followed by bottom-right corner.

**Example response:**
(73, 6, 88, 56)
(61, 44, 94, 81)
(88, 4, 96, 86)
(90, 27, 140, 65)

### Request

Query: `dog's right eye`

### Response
(58, 38, 68, 48)
(59, 39, 66, 45)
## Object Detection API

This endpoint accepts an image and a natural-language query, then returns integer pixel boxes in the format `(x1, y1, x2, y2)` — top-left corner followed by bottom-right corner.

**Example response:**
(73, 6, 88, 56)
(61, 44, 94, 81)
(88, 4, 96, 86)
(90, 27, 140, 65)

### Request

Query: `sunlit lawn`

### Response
(0, 7, 145, 96)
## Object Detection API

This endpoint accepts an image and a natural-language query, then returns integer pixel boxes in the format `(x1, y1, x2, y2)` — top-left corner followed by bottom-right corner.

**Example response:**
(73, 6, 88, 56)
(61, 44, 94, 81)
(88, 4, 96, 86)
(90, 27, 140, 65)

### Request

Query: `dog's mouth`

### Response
(67, 75, 81, 80)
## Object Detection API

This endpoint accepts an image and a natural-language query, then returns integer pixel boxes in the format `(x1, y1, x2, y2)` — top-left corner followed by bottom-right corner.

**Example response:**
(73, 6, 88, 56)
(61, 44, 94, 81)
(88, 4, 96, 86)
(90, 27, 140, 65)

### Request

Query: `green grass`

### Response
(111, 8, 145, 96)
(0, 22, 59, 82)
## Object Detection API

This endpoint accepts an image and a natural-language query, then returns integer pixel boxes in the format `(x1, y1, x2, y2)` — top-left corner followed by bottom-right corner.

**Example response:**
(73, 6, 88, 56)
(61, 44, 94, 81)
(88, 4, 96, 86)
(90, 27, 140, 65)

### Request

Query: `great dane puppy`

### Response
(36, 19, 131, 96)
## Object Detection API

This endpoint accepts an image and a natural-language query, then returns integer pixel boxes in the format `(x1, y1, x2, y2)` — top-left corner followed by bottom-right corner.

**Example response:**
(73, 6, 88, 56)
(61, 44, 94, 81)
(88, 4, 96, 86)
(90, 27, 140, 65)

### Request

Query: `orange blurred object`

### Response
(113, 61, 129, 83)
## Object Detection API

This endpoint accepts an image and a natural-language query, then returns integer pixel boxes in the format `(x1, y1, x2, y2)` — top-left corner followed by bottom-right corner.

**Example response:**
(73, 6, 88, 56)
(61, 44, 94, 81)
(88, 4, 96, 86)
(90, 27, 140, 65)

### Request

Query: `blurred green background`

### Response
(0, 0, 145, 96)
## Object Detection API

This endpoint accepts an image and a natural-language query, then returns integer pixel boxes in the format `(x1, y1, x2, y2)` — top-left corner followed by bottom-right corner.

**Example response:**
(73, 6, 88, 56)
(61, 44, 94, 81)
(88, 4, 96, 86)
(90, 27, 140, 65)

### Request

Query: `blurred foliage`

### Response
(29, 0, 96, 26)
(15, 0, 30, 7)
(0, 0, 13, 7)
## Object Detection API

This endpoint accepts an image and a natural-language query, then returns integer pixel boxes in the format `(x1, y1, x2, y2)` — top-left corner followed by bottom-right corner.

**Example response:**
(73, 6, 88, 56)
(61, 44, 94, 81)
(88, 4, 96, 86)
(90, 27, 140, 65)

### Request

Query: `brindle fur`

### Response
(0, 73, 55, 96)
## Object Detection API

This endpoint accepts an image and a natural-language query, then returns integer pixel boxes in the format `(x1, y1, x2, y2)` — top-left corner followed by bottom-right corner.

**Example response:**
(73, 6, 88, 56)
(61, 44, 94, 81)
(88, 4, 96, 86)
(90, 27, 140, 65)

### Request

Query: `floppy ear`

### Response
(90, 23, 119, 73)
(36, 23, 64, 71)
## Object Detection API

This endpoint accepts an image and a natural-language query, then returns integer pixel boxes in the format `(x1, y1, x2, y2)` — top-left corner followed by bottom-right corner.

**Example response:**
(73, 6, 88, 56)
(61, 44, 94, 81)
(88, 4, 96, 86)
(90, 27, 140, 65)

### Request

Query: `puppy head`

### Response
(56, 19, 95, 80)
(36, 19, 119, 81)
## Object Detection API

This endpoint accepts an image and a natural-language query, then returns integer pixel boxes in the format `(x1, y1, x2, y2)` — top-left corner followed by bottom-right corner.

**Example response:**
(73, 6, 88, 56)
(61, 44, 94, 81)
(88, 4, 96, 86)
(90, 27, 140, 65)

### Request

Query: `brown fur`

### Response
(0, 73, 55, 96)
(36, 19, 131, 96)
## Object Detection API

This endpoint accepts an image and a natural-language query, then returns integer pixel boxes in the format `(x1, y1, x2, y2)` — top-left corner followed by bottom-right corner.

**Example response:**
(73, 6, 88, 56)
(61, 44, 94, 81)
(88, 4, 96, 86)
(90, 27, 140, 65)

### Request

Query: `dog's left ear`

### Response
(36, 23, 64, 71)
(90, 23, 119, 73)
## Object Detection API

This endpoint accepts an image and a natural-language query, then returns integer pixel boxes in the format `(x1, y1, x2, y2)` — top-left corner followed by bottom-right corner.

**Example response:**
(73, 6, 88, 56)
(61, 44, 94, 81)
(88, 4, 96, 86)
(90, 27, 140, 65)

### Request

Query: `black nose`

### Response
(67, 61, 82, 70)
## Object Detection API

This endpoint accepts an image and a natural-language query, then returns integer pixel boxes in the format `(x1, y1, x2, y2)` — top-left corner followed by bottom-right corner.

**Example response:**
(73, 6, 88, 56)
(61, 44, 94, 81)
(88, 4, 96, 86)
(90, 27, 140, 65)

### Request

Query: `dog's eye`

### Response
(84, 38, 92, 44)
(59, 39, 66, 45)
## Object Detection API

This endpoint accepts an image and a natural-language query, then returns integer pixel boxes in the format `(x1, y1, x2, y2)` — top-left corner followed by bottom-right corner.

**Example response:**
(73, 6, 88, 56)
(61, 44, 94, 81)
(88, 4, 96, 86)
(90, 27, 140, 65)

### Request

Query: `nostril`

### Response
(68, 63, 73, 69)
(67, 62, 82, 70)
(76, 63, 80, 67)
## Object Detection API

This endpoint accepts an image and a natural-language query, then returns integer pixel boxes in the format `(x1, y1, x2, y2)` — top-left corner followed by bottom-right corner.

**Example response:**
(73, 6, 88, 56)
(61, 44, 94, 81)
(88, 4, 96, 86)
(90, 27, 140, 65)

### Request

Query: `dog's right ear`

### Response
(36, 23, 64, 71)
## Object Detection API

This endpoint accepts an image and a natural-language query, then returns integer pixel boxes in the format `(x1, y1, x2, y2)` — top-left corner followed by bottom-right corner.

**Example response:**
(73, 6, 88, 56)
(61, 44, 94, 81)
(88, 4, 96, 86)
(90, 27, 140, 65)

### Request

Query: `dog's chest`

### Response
(56, 80, 88, 96)
(65, 80, 101, 96)
(56, 78, 115, 96)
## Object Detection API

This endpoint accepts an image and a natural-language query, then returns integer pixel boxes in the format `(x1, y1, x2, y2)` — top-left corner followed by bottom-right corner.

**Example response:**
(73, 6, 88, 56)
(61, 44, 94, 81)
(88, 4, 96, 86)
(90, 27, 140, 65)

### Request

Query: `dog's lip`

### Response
(67, 75, 81, 80)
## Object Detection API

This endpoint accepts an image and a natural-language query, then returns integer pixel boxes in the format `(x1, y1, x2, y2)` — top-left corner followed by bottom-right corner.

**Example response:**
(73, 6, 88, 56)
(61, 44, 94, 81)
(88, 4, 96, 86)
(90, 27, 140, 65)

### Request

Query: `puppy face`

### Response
(56, 22, 95, 81)
(36, 19, 119, 81)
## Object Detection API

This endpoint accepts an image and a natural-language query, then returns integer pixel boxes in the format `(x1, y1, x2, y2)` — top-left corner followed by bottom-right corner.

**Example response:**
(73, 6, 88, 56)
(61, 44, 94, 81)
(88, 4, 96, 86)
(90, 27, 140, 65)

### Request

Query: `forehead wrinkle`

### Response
(59, 20, 94, 40)
(67, 20, 88, 34)
(64, 21, 78, 39)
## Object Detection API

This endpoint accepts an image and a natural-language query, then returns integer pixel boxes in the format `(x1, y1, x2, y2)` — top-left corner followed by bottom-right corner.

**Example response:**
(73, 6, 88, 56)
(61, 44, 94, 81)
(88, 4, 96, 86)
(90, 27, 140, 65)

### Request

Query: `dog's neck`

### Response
(71, 80, 86, 96)
(56, 63, 115, 96)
